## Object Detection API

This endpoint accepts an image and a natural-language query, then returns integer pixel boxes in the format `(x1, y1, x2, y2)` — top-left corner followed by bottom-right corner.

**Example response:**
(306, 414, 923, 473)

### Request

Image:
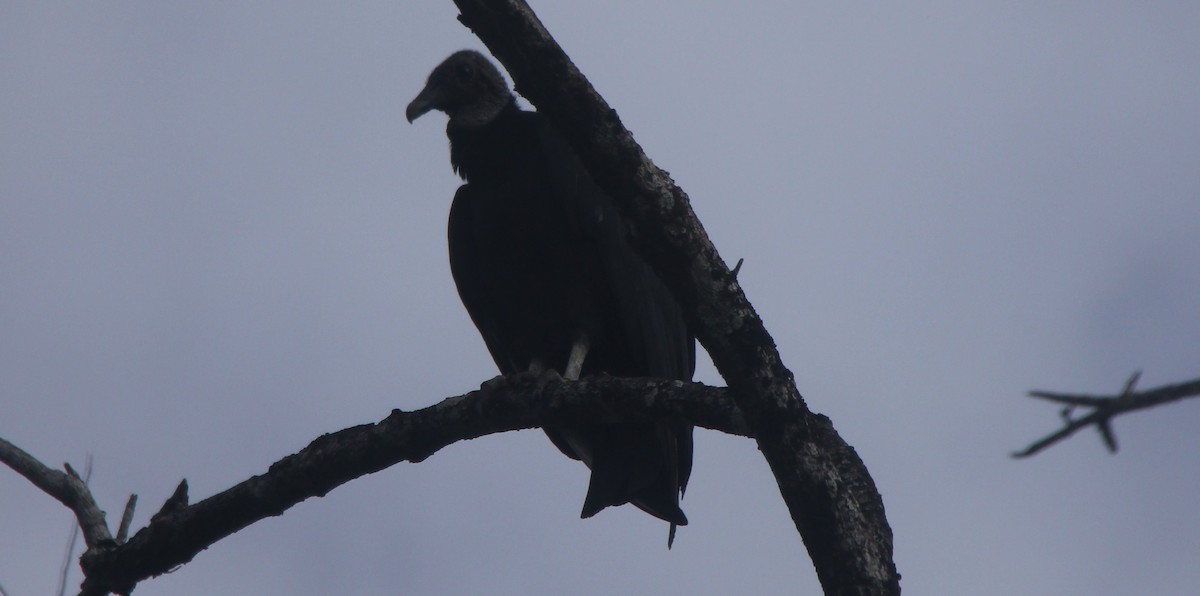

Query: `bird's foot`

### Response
(480, 369, 563, 393)
(479, 374, 510, 392)
(536, 368, 565, 393)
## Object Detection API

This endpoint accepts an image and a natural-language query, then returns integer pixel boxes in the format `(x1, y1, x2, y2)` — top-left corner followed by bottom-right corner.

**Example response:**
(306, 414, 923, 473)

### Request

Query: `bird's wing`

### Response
(532, 115, 697, 508)
(532, 114, 695, 381)
(448, 183, 517, 374)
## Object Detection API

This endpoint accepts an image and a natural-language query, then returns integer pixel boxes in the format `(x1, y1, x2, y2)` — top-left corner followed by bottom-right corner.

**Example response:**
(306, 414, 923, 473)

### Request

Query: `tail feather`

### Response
(546, 421, 692, 545)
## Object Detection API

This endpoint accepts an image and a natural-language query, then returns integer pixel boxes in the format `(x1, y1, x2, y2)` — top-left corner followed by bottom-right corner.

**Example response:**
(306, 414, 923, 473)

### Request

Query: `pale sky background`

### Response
(3, 3, 1199, 595)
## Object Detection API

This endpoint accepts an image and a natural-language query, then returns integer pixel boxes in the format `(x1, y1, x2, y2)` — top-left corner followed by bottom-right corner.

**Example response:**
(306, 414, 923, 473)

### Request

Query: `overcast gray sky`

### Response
(3, 2, 1199, 595)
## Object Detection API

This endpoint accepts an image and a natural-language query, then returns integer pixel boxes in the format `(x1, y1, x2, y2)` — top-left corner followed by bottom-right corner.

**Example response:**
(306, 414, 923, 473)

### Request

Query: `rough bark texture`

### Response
(453, 1, 900, 593)
(69, 375, 741, 595)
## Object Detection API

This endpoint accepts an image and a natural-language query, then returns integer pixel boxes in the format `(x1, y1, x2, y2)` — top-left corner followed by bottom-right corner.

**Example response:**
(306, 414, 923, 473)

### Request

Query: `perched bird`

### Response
(406, 50, 695, 545)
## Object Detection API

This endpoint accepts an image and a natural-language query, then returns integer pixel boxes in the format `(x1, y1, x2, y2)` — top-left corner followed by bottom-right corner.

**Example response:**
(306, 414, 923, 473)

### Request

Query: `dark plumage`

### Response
(407, 50, 695, 544)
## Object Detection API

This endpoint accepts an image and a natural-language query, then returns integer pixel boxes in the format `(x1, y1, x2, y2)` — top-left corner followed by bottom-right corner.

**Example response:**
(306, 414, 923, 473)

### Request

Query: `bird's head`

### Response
(406, 50, 512, 128)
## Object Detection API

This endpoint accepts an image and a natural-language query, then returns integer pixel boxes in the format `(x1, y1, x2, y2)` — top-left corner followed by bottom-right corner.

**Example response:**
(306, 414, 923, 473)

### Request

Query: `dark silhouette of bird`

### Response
(406, 50, 694, 545)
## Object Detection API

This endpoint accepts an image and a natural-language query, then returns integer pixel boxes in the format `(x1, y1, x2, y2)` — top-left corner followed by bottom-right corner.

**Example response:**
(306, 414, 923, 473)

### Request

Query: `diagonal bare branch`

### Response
(451, 2, 899, 593)
(0, 439, 113, 550)
(1014, 372, 1200, 458)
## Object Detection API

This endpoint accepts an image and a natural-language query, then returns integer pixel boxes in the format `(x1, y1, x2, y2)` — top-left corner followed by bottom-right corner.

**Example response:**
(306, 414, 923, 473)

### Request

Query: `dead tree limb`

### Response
(0, 440, 113, 550)
(1014, 372, 1200, 458)
(1, 376, 742, 595)
(452, 1, 899, 593)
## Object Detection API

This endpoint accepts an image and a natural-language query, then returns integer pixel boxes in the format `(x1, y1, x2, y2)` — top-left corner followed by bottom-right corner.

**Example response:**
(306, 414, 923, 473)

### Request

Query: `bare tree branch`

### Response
(451, 1, 899, 593)
(0, 439, 114, 550)
(1014, 372, 1200, 458)
(59, 455, 95, 596)
(0, 376, 742, 595)
(115, 495, 137, 545)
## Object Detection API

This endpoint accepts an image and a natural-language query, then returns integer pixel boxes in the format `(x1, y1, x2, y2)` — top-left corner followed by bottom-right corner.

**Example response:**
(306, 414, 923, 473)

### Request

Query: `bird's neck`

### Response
(448, 92, 514, 129)
(447, 100, 523, 181)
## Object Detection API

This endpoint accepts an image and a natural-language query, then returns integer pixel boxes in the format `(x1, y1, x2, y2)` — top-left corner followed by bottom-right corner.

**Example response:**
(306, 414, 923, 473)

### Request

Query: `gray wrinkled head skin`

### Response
(406, 50, 512, 128)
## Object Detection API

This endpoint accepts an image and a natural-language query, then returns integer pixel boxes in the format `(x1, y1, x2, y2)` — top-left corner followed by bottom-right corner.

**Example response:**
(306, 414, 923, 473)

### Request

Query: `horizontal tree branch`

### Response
(1014, 371, 1200, 458)
(1, 375, 744, 595)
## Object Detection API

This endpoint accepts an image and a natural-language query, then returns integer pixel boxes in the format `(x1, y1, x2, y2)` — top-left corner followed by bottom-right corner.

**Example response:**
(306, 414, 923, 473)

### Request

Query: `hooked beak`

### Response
(405, 84, 440, 123)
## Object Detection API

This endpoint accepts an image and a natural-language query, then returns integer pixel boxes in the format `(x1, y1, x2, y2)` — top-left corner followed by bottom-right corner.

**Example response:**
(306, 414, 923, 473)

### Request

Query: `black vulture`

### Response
(406, 50, 695, 545)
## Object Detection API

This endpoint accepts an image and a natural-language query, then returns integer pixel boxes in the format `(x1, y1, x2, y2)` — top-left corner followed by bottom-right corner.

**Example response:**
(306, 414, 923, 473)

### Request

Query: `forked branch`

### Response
(1013, 371, 1200, 458)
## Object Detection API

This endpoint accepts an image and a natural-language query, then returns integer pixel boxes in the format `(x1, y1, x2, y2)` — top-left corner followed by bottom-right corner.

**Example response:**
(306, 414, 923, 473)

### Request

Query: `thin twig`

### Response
(116, 495, 138, 544)
(1014, 372, 1200, 458)
(59, 455, 94, 596)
